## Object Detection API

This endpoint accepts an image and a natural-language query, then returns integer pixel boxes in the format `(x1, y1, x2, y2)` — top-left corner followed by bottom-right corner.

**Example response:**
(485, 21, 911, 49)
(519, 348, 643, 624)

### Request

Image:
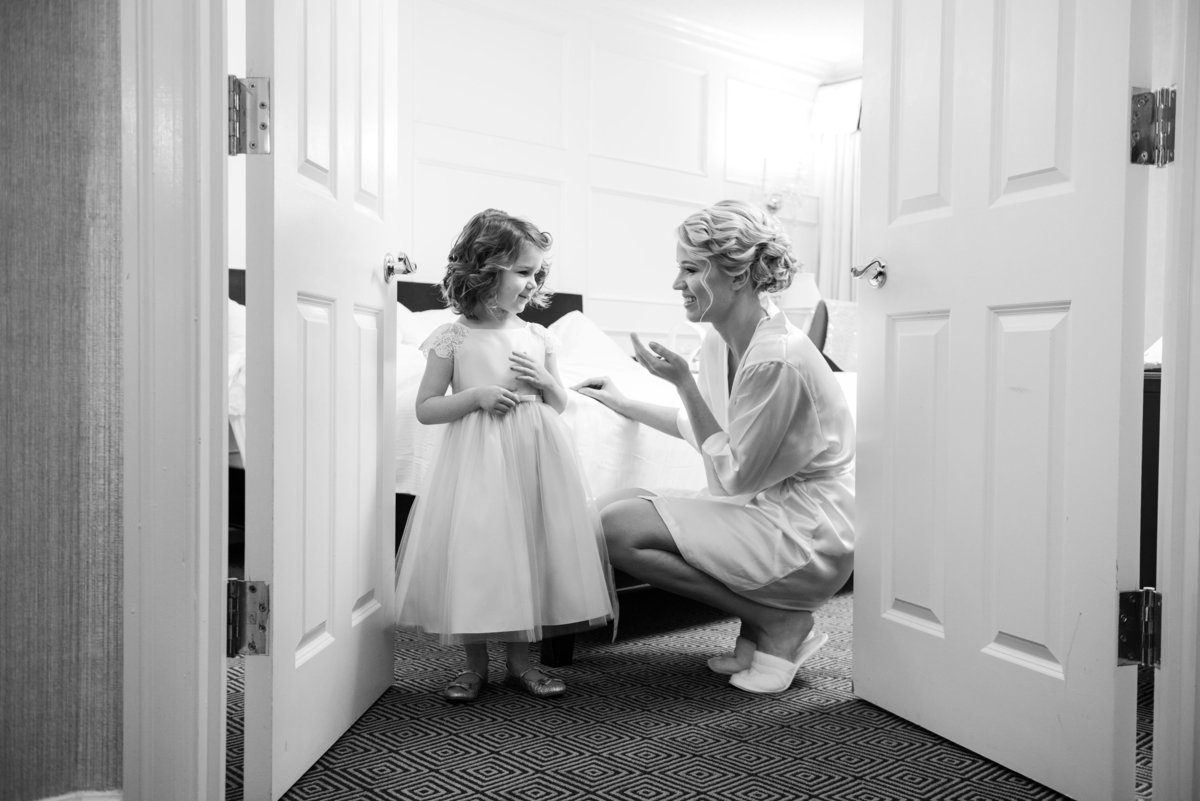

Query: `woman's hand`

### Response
(630, 334, 692, 388)
(572, 375, 629, 415)
(473, 385, 521, 416)
(509, 351, 556, 391)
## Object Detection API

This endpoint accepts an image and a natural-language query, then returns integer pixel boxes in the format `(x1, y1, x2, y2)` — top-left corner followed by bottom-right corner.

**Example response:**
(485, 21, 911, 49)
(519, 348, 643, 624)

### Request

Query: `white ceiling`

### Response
(614, 0, 865, 82)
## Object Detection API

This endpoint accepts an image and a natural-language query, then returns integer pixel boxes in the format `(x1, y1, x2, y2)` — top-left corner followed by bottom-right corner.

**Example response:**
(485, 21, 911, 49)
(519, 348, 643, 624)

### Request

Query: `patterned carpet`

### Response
(227, 589, 1154, 800)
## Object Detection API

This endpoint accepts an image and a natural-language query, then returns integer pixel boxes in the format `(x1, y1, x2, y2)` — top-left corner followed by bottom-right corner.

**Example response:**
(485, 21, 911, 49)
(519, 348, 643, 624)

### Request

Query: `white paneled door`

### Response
(242, 1, 402, 797)
(853, 2, 1146, 799)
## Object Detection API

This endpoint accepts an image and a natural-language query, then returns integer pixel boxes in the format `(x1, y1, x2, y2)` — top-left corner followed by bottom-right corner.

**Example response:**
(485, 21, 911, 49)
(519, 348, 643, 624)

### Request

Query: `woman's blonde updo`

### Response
(676, 199, 799, 295)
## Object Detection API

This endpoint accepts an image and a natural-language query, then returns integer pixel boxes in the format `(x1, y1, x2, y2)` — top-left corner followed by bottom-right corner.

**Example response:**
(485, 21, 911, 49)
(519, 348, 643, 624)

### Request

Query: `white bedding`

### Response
(394, 310, 708, 498)
(228, 301, 858, 499)
(228, 299, 247, 468)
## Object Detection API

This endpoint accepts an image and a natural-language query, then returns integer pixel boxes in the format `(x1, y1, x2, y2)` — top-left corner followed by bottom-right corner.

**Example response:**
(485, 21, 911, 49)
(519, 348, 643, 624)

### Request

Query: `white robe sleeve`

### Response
(698, 361, 826, 496)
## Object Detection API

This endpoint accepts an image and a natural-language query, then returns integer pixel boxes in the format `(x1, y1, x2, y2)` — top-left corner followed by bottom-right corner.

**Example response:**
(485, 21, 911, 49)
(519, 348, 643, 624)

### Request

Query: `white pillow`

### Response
(396, 342, 427, 385)
(227, 298, 247, 375)
(549, 311, 630, 373)
(227, 300, 247, 415)
(399, 307, 457, 346)
(1144, 337, 1163, 369)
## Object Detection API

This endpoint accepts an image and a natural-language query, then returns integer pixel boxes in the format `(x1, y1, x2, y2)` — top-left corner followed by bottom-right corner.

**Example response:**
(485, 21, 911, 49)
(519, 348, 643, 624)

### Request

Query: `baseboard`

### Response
(37, 792, 121, 801)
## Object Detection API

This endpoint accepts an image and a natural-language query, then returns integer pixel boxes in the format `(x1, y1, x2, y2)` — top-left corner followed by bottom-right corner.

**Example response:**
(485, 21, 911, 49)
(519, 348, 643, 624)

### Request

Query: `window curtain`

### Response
(811, 80, 862, 302)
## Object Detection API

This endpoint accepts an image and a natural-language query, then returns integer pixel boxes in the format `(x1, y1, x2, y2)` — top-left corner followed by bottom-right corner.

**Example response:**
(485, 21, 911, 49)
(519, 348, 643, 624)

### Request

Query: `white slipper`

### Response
(728, 631, 829, 694)
(707, 637, 756, 675)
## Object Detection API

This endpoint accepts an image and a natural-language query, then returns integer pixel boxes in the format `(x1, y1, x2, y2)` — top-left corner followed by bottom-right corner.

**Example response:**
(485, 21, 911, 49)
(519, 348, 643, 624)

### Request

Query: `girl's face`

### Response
(491, 241, 544, 319)
(673, 242, 734, 324)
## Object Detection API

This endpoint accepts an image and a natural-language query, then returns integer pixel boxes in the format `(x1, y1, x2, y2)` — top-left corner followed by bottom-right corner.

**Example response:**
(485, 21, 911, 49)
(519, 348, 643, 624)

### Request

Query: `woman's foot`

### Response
(443, 669, 488, 703)
(750, 609, 815, 663)
(729, 630, 828, 694)
(707, 636, 756, 675)
(505, 664, 567, 698)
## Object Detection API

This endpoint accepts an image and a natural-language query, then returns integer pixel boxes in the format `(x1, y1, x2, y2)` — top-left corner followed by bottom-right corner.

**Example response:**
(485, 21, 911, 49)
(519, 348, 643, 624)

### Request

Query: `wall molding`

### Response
(579, 0, 840, 79)
(37, 793, 122, 801)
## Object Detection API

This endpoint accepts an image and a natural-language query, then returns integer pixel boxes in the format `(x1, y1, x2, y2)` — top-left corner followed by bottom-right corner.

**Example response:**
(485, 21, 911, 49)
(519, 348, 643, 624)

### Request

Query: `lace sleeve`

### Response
(419, 323, 467, 359)
(531, 323, 559, 355)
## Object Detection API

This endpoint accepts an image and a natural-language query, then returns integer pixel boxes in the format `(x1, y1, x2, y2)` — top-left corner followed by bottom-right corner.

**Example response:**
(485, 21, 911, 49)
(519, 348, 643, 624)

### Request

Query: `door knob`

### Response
(850, 258, 887, 288)
(383, 252, 417, 283)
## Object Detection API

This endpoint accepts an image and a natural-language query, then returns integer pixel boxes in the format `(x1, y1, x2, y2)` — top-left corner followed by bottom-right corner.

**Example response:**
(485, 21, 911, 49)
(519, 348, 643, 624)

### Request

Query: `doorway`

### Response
(218, 1, 1190, 801)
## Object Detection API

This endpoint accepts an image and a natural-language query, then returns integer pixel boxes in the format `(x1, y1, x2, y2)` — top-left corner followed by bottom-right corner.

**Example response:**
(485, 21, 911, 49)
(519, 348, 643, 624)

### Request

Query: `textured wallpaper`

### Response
(0, 1, 123, 798)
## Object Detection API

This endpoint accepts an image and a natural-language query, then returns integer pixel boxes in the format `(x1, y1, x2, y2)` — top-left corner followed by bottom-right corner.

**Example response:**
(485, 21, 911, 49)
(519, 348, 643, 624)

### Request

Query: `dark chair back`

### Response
(807, 299, 829, 352)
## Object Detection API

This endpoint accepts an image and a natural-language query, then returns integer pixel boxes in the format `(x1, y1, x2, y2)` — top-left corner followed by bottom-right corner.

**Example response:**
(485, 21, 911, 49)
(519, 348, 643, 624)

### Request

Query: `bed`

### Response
(225, 274, 711, 559)
(226, 272, 859, 663)
(393, 281, 707, 524)
(227, 274, 856, 509)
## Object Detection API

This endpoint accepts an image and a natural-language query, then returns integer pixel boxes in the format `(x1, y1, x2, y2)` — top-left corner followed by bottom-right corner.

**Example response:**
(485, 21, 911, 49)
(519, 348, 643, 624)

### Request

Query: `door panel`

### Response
(854, 2, 1144, 799)
(243, 0, 401, 796)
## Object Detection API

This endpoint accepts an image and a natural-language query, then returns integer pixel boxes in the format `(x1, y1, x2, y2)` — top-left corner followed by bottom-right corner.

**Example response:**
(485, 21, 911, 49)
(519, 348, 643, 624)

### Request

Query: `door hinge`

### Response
(1117, 587, 1161, 668)
(1131, 87, 1175, 167)
(228, 75, 272, 156)
(227, 578, 270, 657)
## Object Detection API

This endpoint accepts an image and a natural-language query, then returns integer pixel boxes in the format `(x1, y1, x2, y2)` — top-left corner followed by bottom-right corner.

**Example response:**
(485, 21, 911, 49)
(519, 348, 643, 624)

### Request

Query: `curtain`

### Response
(814, 129, 861, 302)
(809, 78, 862, 303)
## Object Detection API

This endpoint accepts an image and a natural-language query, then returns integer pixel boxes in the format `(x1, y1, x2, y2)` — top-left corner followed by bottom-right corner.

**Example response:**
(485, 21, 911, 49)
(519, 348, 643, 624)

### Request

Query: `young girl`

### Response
(394, 209, 614, 702)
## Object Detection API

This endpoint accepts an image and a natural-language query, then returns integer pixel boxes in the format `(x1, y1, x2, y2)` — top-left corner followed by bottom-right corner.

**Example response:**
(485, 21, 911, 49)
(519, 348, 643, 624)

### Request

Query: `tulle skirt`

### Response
(394, 401, 614, 645)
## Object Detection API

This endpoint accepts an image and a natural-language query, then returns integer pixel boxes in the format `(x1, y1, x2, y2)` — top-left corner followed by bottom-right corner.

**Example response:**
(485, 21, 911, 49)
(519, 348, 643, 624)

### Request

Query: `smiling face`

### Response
(491, 241, 545, 320)
(674, 242, 735, 324)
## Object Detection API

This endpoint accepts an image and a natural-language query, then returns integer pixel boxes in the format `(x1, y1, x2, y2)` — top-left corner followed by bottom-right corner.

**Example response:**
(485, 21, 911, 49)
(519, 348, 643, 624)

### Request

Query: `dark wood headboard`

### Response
(230, 270, 584, 329)
(396, 280, 583, 327)
(230, 267, 246, 305)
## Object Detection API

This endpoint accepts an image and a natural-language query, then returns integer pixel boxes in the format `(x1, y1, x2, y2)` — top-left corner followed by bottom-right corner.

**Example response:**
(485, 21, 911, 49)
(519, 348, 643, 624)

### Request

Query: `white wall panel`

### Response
(587, 189, 699, 302)
(590, 48, 707, 173)
(410, 161, 565, 288)
(725, 79, 812, 187)
(399, 0, 824, 342)
(412, 1, 566, 148)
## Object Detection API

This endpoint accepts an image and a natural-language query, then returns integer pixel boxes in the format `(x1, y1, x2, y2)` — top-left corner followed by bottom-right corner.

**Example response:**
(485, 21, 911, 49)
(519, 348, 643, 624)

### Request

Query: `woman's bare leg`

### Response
(600, 497, 813, 661)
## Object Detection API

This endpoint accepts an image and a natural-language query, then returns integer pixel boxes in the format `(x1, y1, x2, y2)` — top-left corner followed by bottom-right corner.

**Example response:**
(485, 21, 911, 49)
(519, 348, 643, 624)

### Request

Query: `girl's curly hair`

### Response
(440, 209, 553, 319)
(676, 199, 799, 295)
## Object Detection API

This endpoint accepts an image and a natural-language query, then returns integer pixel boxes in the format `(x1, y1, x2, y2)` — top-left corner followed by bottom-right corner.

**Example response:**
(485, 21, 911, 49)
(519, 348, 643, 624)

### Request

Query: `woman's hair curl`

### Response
(676, 199, 799, 295)
(440, 209, 553, 319)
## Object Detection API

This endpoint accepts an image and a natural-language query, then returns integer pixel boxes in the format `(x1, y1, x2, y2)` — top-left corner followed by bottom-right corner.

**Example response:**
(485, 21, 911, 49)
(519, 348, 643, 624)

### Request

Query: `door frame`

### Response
(118, 1, 1199, 799)
(1153, 0, 1200, 796)
(120, 0, 228, 797)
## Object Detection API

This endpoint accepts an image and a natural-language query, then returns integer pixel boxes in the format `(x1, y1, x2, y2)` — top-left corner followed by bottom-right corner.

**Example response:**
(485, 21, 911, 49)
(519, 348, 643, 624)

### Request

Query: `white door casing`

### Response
(118, 0, 1200, 798)
(853, 2, 1145, 800)
(242, 1, 401, 796)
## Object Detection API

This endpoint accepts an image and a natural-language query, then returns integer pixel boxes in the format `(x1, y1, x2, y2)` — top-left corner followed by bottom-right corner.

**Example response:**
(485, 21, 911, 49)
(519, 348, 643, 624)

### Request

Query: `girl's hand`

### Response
(571, 376, 628, 413)
(509, 351, 556, 391)
(474, 385, 521, 416)
(630, 334, 691, 387)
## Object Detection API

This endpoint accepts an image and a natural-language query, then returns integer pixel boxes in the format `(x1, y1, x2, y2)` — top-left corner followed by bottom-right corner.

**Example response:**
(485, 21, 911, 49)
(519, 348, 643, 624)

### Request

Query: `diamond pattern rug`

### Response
(227, 589, 1153, 800)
